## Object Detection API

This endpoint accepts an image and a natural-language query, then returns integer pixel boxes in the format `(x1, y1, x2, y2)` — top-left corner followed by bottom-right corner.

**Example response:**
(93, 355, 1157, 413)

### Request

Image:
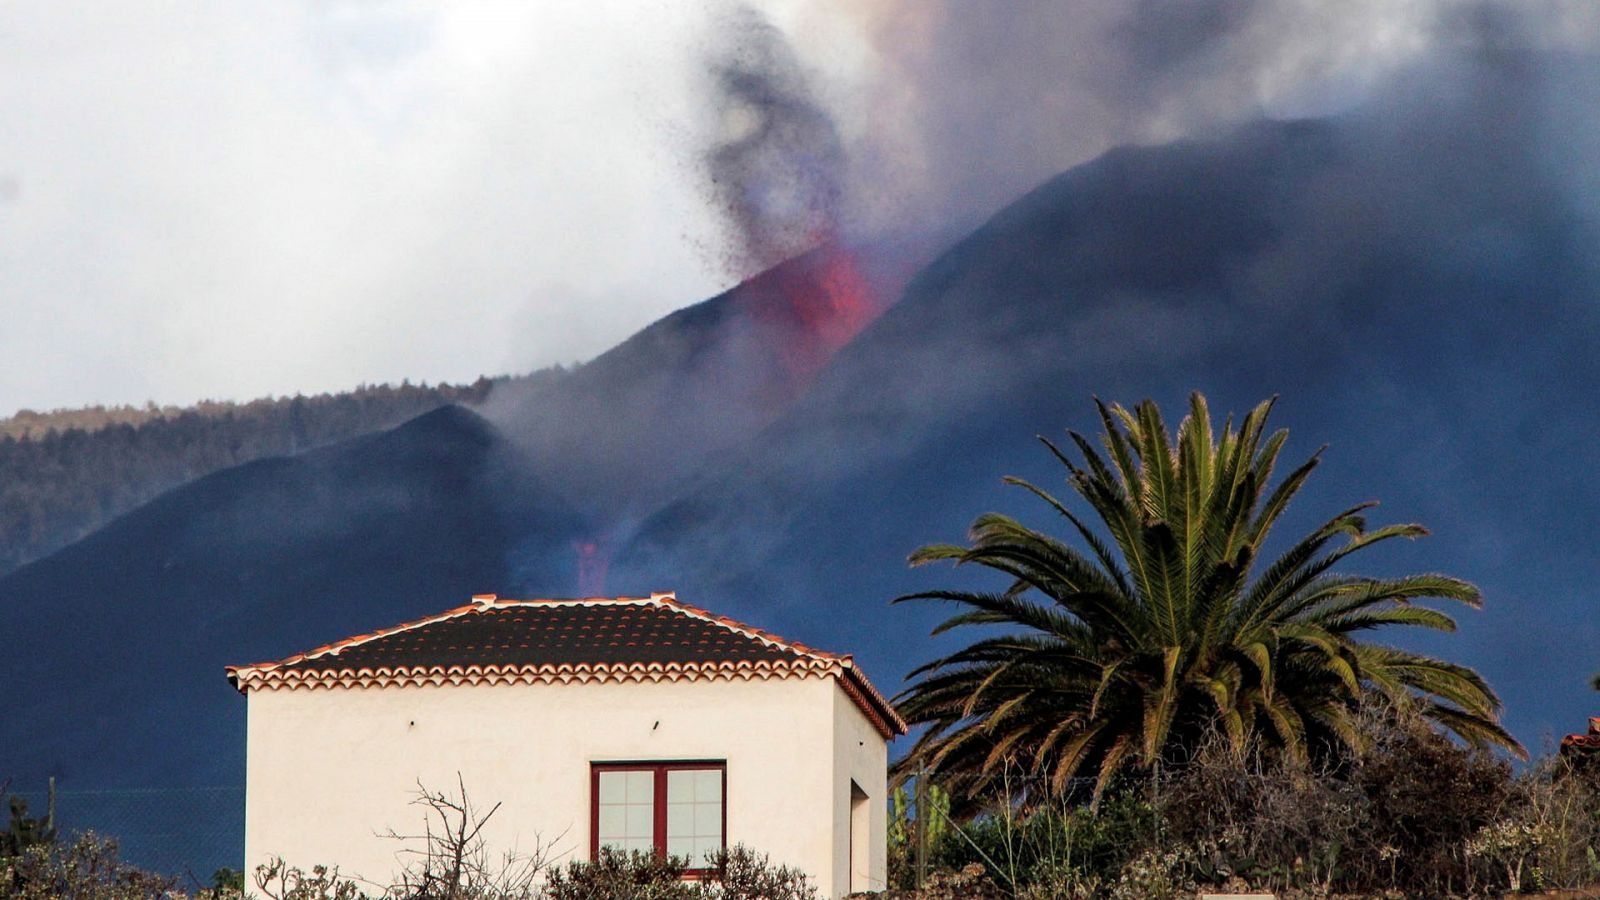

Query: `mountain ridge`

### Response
(0, 377, 531, 577)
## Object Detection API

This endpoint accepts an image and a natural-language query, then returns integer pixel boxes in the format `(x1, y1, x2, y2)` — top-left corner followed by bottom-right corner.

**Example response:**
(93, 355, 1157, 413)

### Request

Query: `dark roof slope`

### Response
(276, 595, 809, 671)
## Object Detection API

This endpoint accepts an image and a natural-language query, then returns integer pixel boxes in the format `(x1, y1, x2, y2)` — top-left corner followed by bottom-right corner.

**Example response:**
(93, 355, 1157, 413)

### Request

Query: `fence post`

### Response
(914, 765, 928, 889)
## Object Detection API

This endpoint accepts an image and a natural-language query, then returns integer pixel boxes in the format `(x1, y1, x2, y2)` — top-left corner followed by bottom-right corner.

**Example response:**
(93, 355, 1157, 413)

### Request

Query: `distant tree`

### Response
(211, 867, 246, 893)
(0, 833, 181, 898)
(0, 793, 55, 857)
(0, 373, 548, 576)
(894, 393, 1522, 810)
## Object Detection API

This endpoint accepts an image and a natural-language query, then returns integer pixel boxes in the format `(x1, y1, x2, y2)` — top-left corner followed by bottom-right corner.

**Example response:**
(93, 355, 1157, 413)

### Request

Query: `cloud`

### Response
(0, 0, 728, 414)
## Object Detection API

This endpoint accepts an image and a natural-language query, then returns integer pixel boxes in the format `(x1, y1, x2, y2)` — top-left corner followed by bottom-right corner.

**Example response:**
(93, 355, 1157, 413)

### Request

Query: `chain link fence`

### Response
(5, 783, 243, 885)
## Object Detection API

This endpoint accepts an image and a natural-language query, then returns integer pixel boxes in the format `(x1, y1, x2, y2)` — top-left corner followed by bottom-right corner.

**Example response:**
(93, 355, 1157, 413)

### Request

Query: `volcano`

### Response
(613, 110, 1600, 754)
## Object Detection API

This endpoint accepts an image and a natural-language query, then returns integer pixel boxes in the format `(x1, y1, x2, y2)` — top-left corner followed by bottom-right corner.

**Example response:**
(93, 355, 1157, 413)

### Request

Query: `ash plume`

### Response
(701, 5, 847, 276)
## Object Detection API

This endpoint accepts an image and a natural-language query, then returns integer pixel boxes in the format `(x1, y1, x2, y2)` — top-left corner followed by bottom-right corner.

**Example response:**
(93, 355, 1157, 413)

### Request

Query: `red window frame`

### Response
(590, 760, 727, 875)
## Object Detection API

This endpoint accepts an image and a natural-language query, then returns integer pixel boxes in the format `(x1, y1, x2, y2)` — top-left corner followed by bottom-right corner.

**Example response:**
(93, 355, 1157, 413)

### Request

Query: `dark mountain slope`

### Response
(0, 379, 506, 577)
(615, 82, 1600, 751)
(0, 405, 585, 871)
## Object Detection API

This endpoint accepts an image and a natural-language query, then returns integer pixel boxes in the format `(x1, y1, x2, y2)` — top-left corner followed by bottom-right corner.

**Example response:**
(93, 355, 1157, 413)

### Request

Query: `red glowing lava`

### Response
(796, 242, 879, 356)
(745, 239, 884, 390)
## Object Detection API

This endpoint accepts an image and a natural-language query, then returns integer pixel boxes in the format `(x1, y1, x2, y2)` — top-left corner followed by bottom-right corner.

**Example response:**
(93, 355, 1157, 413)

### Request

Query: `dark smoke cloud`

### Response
(701, 5, 847, 276)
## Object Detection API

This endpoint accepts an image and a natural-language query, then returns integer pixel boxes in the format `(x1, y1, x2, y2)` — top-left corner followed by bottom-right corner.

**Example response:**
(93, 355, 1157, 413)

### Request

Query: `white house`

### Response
(227, 592, 906, 897)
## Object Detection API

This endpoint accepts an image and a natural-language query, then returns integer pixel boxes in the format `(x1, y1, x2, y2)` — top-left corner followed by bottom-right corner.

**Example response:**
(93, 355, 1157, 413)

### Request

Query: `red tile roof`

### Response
(226, 592, 907, 739)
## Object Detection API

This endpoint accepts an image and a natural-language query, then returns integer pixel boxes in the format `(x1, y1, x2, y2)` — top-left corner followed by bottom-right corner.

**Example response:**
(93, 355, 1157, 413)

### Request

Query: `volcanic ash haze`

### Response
(492, 0, 1600, 637)
(772, 0, 1600, 233)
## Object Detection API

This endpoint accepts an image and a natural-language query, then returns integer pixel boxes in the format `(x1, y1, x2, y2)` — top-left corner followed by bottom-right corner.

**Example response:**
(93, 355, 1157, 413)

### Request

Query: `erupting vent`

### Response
(742, 239, 885, 395)
(781, 242, 877, 372)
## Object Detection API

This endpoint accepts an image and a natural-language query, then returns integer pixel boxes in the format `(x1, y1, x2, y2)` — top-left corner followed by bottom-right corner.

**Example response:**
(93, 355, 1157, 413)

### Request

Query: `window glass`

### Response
(596, 770, 655, 853)
(666, 768, 723, 868)
(594, 763, 725, 870)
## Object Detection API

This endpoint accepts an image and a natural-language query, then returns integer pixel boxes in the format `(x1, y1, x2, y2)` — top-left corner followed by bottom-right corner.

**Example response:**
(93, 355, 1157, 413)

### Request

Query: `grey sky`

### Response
(0, 1, 744, 416)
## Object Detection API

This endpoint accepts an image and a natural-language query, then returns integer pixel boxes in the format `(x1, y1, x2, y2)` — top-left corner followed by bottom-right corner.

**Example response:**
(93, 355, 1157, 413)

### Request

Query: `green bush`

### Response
(699, 846, 817, 900)
(0, 795, 56, 857)
(887, 783, 1155, 896)
(543, 846, 816, 900)
(542, 848, 694, 900)
(0, 832, 208, 900)
(888, 705, 1600, 898)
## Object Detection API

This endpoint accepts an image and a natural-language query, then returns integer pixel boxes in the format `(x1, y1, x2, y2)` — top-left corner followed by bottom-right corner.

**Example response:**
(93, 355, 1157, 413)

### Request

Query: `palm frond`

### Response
(893, 393, 1518, 811)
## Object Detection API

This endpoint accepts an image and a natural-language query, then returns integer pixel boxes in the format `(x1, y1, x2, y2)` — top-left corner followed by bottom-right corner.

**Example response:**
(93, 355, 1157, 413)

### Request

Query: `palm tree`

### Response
(894, 393, 1522, 808)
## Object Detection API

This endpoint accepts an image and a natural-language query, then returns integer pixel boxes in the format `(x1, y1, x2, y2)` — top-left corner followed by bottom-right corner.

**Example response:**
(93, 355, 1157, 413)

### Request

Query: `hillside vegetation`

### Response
(0, 378, 528, 576)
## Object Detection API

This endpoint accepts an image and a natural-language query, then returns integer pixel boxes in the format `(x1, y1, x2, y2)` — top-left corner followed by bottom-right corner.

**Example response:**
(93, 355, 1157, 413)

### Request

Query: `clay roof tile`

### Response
(225, 593, 908, 738)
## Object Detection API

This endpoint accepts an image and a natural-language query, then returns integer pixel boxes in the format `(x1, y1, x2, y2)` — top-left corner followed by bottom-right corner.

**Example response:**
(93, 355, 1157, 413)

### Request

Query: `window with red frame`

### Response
(591, 761, 725, 870)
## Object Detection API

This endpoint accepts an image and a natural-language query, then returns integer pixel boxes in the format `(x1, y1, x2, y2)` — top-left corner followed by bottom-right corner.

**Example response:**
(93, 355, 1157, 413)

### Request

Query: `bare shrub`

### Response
(254, 858, 367, 900)
(1348, 706, 1510, 895)
(254, 777, 557, 900)
(1470, 754, 1600, 893)
(1154, 704, 1517, 897)
(1157, 735, 1364, 896)
(379, 776, 557, 900)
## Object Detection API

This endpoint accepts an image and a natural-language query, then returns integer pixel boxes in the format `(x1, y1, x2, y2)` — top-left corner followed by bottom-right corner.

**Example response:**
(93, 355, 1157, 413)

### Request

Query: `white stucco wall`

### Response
(243, 674, 889, 897)
(831, 683, 890, 896)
